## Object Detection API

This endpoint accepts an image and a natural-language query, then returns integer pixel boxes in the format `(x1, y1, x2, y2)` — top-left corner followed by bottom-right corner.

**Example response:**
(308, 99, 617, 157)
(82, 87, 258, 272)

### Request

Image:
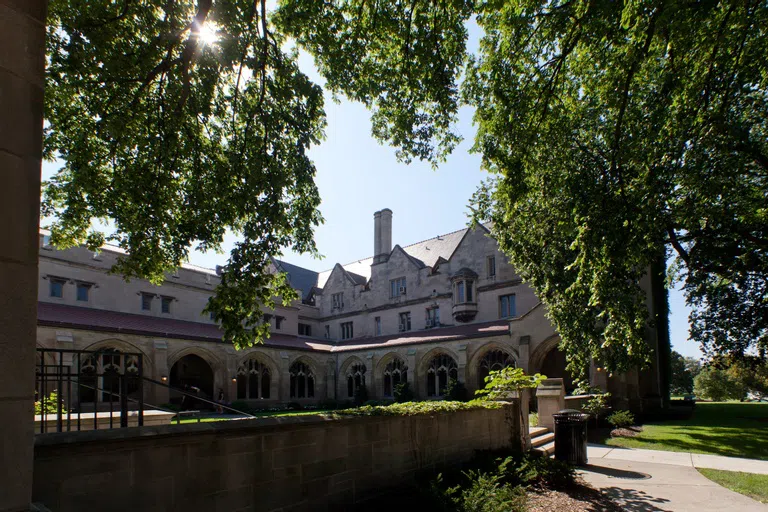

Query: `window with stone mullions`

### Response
(332, 292, 344, 310)
(341, 321, 354, 340)
(399, 312, 411, 331)
(390, 277, 407, 298)
(426, 307, 440, 327)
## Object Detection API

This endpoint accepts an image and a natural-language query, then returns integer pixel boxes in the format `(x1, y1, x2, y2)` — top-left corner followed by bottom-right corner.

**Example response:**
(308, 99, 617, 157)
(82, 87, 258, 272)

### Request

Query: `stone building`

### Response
(35, 209, 664, 410)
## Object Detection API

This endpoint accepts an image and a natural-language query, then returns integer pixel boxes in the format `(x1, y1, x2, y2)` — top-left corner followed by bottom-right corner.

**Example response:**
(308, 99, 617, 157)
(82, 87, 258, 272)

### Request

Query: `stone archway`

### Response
(170, 354, 215, 406)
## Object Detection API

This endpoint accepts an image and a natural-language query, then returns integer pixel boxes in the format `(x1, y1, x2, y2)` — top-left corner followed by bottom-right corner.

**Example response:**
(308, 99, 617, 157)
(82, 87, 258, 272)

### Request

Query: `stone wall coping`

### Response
(34, 402, 512, 449)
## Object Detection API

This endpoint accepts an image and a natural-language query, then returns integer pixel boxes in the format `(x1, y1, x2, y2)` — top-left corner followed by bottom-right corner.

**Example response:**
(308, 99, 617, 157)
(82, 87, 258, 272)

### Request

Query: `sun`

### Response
(196, 21, 219, 47)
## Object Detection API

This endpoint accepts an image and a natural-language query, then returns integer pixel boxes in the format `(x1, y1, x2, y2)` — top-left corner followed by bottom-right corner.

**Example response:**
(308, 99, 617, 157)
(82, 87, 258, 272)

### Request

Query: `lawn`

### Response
(177, 409, 334, 424)
(604, 402, 768, 460)
(698, 468, 768, 503)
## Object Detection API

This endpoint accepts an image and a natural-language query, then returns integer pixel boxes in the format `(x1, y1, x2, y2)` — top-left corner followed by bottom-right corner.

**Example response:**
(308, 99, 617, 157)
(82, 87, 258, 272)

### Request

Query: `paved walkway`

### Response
(578, 444, 768, 511)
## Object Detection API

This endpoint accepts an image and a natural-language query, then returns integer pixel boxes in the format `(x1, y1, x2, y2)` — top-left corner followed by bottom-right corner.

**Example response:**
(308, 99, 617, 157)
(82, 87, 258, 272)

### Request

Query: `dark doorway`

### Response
(539, 347, 577, 393)
(170, 354, 214, 407)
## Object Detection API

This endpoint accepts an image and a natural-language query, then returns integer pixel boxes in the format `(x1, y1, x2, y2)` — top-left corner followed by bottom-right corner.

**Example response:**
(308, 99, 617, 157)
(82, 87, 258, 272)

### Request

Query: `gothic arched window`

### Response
(477, 349, 516, 389)
(346, 362, 366, 398)
(383, 358, 408, 397)
(236, 358, 271, 400)
(426, 354, 458, 397)
(290, 361, 315, 399)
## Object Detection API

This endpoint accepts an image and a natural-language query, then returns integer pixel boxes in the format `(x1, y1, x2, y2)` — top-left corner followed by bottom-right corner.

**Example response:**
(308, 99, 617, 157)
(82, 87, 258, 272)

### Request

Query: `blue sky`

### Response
(40, 32, 704, 361)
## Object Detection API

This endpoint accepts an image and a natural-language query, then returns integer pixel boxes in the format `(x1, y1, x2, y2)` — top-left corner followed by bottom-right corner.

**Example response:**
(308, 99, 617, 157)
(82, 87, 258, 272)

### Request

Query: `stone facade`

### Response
(35, 209, 662, 410)
(33, 403, 520, 511)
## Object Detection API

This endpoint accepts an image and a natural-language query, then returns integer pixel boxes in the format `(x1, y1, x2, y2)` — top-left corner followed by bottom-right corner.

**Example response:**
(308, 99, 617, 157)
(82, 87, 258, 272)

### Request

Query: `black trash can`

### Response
(552, 409, 589, 465)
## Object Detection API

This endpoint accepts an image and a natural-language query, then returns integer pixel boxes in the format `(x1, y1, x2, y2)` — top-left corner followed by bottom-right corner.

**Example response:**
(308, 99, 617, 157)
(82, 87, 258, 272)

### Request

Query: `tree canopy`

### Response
(44, 0, 767, 363)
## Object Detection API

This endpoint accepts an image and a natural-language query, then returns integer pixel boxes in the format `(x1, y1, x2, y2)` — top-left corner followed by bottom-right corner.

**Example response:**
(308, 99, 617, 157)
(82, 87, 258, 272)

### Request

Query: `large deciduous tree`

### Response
(45, 0, 767, 367)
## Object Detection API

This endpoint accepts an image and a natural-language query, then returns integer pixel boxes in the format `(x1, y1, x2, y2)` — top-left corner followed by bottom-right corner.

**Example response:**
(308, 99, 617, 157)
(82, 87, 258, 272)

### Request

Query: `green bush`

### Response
(445, 379, 468, 401)
(514, 455, 575, 489)
(334, 399, 501, 417)
(35, 390, 59, 415)
(286, 402, 303, 411)
(448, 470, 526, 512)
(393, 381, 414, 402)
(581, 392, 611, 420)
(607, 410, 635, 428)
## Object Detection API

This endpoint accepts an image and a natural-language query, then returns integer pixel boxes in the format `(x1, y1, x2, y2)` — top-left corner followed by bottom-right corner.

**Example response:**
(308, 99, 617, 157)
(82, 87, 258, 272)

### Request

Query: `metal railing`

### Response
(35, 348, 254, 433)
(36, 348, 145, 433)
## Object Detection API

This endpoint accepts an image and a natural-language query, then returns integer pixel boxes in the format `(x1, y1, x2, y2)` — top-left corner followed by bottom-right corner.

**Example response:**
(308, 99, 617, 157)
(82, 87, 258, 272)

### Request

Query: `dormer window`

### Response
(332, 292, 344, 310)
(390, 277, 407, 298)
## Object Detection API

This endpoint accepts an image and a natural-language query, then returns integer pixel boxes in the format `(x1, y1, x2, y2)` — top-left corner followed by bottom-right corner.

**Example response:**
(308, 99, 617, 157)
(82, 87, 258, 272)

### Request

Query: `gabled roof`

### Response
(282, 223, 492, 292)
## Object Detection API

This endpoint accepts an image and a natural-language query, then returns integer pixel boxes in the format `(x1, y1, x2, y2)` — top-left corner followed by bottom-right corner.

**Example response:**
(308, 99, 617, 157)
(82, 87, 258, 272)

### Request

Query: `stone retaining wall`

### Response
(33, 403, 520, 511)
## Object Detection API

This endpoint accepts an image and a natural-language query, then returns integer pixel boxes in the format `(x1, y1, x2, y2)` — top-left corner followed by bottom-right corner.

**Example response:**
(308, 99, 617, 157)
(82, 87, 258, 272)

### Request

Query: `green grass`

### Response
(177, 409, 335, 423)
(698, 468, 768, 503)
(604, 402, 768, 460)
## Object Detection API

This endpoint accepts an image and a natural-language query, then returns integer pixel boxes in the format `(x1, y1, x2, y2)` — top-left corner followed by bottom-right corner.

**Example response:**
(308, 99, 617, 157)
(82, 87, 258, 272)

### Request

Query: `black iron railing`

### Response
(36, 348, 145, 432)
(35, 348, 255, 433)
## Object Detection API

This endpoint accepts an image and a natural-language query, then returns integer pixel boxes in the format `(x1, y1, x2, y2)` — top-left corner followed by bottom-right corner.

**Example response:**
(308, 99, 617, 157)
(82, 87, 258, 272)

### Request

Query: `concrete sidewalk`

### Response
(578, 445, 768, 511)
(588, 444, 768, 474)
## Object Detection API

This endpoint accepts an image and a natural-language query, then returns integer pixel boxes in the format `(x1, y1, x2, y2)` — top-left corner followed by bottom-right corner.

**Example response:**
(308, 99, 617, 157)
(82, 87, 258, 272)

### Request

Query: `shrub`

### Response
(393, 381, 414, 403)
(353, 384, 369, 405)
(334, 399, 501, 417)
(514, 455, 575, 489)
(528, 412, 539, 427)
(607, 410, 635, 429)
(445, 378, 468, 401)
(35, 390, 59, 415)
(449, 470, 526, 512)
(363, 399, 394, 407)
(581, 392, 611, 421)
(286, 402, 303, 411)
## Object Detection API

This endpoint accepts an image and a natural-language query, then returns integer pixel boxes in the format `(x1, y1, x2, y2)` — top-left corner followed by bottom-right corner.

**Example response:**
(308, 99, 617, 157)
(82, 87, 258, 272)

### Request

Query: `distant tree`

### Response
(694, 367, 745, 402)
(720, 355, 768, 401)
(670, 351, 698, 395)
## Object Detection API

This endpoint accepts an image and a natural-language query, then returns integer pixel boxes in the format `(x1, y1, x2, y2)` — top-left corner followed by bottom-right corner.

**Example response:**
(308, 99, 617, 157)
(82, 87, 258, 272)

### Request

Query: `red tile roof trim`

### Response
(37, 303, 510, 353)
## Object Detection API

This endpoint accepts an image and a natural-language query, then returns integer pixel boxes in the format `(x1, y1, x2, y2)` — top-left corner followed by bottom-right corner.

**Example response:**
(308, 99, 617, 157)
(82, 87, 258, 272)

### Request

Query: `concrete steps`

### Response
(530, 426, 556, 457)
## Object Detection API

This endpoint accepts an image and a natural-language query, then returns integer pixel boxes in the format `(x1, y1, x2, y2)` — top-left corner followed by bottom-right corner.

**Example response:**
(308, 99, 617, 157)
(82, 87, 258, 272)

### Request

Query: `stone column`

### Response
(517, 335, 530, 373)
(0, 1, 46, 510)
(536, 378, 565, 432)
(153, 340, 170, 405)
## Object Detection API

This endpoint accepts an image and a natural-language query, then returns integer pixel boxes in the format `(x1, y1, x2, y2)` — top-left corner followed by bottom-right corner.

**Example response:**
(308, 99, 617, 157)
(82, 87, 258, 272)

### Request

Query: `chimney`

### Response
(373, 210, 382, 261)
(373, 209, 393, 264)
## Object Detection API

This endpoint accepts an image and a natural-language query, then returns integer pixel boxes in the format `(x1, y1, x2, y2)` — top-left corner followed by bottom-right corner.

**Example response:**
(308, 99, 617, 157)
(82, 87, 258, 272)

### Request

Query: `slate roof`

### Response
(313, 225, 478, 289)
(272, 259, 320, 301)
(37, 303, 509, 353)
